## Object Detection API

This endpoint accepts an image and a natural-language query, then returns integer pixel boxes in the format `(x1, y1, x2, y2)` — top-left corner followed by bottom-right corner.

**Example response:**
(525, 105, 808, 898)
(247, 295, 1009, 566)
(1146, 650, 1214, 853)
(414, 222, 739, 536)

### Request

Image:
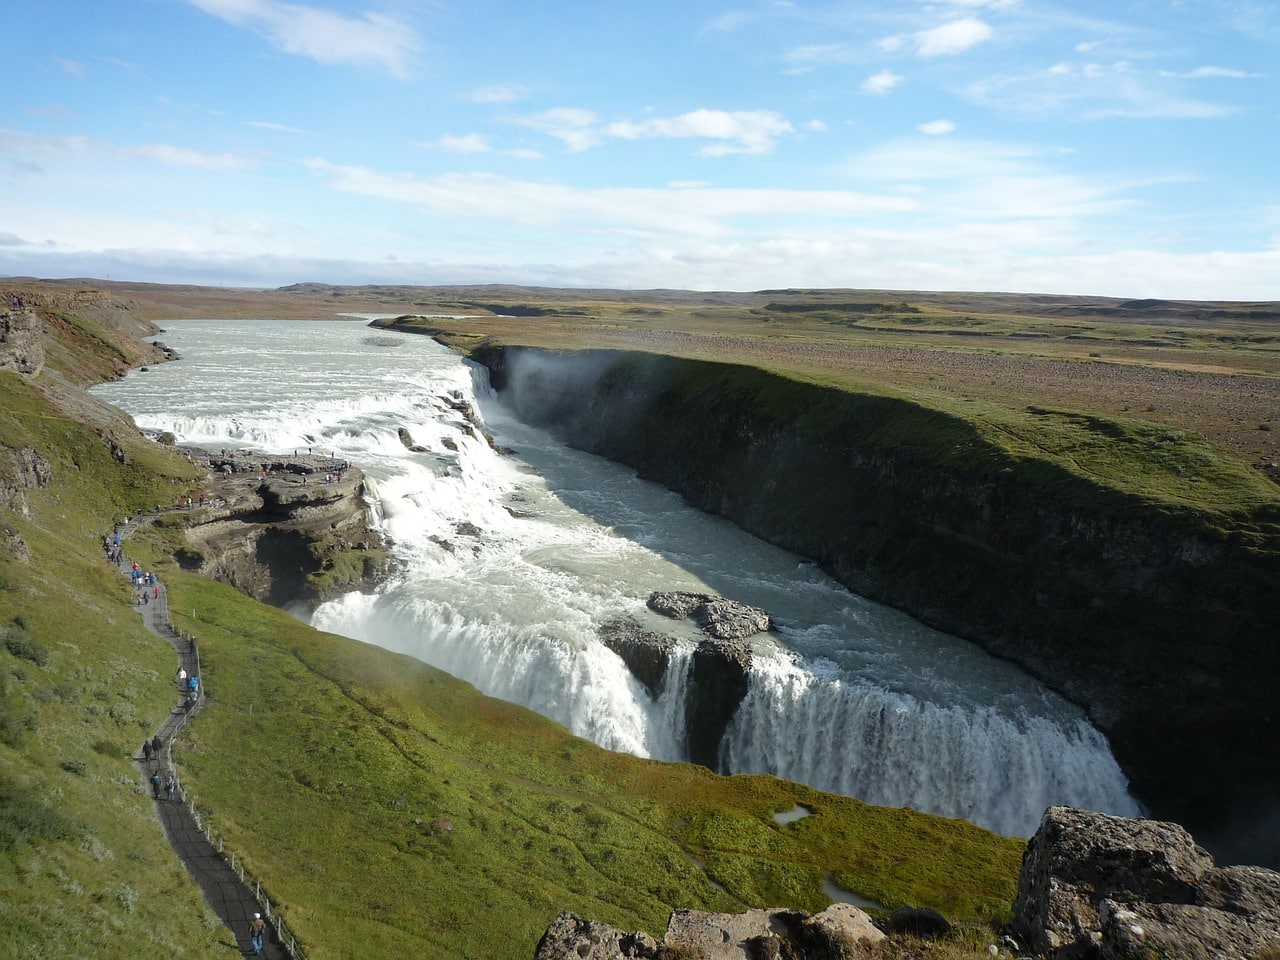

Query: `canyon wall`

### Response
(473, 345, 1280, 867)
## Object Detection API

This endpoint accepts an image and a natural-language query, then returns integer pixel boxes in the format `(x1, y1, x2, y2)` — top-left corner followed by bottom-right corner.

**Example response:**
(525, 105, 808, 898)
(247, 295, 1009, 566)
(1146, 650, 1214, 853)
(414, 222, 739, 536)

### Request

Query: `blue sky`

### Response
(2, 0, 1277, 298)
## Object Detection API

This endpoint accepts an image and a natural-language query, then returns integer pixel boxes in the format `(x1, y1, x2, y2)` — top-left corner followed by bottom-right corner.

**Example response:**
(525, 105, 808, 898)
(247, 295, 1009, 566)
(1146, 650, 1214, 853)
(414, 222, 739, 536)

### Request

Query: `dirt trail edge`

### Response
(114, 512, 296, 960)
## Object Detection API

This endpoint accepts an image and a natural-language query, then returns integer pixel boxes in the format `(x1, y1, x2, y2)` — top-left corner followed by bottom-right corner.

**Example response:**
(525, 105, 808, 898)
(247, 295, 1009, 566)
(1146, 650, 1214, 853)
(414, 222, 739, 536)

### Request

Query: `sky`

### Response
(1, 0, 1278, 299)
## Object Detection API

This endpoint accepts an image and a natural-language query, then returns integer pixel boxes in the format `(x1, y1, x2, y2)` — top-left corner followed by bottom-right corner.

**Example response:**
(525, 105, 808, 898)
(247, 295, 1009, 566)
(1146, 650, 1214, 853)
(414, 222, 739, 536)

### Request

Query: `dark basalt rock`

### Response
(647, 590, 773, 640)
(687, 637, 752, 771)
(599, 618, 677, 698)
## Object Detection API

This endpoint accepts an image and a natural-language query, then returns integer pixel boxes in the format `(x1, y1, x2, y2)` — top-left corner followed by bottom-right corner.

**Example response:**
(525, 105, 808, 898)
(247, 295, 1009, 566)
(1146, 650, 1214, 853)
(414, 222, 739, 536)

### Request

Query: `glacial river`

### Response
(91, 318, 1142, 836)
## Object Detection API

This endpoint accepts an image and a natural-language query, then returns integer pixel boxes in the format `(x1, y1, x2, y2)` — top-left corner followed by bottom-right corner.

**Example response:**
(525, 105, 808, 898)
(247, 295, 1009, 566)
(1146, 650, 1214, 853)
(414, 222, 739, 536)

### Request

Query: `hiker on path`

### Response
(249, 913, 267, 955)
(142, 738, 152, 762)
(178, 667, 188, 688)
(149, 770, 161, 798)
(165, 774, 176, 802)
(151, 734, 162, 758)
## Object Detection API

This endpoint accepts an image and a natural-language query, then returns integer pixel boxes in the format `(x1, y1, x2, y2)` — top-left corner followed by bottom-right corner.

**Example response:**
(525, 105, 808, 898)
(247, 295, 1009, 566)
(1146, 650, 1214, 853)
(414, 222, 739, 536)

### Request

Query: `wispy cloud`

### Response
(184, 0, 419, 78)
(129, 143, 254, 171)
(0, 128, 254, 172)
(515, 108, 796, 157)
(881, 17, 994, 57)
(607, 110, 795, 157)
(514, 108, 602, 151)
(54, 57, 86, 78)
(247, 120, 307, 134)
(303, 160, 915, 237)
(783, 43, 858, 69)
(463, 84, 529, 104)
(861, 69, 903, 94)
(1159, 66, 1262, 80)
(431, 133, 492, 154)
(918, 119, 957, 135)
(844, 138, 1141, 221)
(967, 61, 1236, 119)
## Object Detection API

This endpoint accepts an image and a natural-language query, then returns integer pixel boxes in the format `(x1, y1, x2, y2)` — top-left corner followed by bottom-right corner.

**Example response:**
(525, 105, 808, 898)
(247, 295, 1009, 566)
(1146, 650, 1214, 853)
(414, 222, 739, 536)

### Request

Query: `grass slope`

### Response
(162, 568, 1021, 959)
(1, 304, 1025, 958)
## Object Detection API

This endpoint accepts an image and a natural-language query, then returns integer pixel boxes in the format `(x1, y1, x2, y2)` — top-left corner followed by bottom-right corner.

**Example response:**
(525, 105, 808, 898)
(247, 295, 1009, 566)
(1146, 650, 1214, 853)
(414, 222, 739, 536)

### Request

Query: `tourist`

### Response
(149, 770, 161, 798)
(249, 913, 267, 955)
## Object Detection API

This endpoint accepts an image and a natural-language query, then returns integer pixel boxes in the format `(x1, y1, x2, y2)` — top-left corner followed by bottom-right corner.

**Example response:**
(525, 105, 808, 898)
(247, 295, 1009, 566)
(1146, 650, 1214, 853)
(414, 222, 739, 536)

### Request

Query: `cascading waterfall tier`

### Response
(92, 318, 1141, 837)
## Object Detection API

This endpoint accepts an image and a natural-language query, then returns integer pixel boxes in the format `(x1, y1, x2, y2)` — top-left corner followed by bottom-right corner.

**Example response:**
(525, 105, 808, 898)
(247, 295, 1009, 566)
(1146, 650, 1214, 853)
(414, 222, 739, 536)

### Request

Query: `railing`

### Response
(183, 794, 311, 960)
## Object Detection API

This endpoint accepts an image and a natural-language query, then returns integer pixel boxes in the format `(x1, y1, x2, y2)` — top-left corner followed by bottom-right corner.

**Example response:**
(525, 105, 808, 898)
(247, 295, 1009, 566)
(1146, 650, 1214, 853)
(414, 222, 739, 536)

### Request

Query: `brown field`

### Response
(7, 277, 1278, 470)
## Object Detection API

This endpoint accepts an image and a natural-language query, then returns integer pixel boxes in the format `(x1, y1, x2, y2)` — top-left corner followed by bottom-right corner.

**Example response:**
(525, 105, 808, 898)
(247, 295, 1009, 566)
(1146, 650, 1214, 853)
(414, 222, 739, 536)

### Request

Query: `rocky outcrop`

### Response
(175, 451, 386, 609)
(1010, 806, 1280, 960)
(0, 446, 53, 517)
(472, 344, 1280, 866)
(534, 913, 658, 960)
(602, 591, 771, 769)
(648, 591, 773, 640)
(687, 638, 753, 770)
(1, 305, 45, 375)
(599, 617, 677, 698)
(534, 904, 884, 960)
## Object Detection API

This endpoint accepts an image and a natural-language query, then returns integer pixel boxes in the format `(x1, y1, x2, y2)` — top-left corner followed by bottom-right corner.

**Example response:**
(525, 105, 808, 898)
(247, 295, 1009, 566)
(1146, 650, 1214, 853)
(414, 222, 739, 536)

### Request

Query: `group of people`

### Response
(141, 735, 179, 801)
(8, 294, 26, 310)
(130, 563, 160, 605)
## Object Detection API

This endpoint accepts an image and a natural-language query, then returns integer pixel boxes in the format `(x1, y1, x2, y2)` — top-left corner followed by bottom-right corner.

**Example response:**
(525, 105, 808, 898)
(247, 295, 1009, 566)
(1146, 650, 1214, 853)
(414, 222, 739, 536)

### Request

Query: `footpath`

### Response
(112, 513, 296, 959)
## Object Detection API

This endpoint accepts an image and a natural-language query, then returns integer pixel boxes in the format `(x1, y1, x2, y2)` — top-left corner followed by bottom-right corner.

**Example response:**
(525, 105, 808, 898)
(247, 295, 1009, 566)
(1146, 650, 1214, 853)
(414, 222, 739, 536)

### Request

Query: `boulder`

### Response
(533, 911, 658, 960)
(534, 904, 882, 960)
(647, 591, 773, 640)
(1010, 806, 1280, 959)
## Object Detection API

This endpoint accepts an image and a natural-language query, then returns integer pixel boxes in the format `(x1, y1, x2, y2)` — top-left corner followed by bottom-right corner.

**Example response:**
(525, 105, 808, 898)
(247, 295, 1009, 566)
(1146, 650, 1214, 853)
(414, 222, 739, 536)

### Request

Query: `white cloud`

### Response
(464, 84, 529, 104)
(784, 44, 858, 67)
(514, 108, 796, 157)
(129, 143, 254, 171)
(606, 109, 795, 157)
(302, 160, 915, 237)
(54, 57, 86, 78)
(247, 120, 307, 134)
(434, 133, 492, 154)
(1160, 66, 1259, 80)
(915, 18, 994, 57)
(967, 61, 1236, 119)
(0, 128, 254, 172)
(882, 18, 993, 58)
(918, 119, 957, 135)
(862, 69, 903, 95)
(514, 108, 602, 152)
(843, 138, 1142, 221)
(183, 0, 419, 78)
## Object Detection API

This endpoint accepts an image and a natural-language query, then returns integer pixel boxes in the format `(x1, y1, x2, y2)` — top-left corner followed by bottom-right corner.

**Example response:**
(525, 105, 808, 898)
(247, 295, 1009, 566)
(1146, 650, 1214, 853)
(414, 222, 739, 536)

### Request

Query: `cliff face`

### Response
(175, 452, 387, 609)
(474, 345, 1280, 865)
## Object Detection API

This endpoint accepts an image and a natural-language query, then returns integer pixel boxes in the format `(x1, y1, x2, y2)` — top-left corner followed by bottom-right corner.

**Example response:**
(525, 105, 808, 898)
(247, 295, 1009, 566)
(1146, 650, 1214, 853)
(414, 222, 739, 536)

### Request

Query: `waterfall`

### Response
(722, 651, 1139, 837)
(92, 318, 1143, 838)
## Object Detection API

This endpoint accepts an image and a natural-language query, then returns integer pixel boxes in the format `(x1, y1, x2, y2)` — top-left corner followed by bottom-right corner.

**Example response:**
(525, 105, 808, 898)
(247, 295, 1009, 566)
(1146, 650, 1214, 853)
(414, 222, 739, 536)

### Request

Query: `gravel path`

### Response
(113, 514, 294, 960)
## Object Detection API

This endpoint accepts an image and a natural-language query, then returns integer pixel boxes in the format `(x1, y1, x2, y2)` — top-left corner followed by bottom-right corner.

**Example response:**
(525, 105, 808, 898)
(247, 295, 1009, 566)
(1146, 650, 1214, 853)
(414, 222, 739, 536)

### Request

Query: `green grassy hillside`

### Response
(1, 306, 1025, 958)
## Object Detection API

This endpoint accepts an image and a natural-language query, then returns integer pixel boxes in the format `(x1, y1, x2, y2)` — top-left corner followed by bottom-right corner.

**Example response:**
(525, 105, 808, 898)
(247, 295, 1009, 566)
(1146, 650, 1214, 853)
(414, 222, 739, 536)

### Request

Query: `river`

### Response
(91, 317, 1141, 837)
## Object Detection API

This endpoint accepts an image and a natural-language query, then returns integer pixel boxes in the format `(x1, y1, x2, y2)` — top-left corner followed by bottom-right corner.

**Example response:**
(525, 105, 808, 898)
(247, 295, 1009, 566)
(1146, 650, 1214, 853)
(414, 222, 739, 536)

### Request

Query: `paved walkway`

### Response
(113, 515, 292, 960)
